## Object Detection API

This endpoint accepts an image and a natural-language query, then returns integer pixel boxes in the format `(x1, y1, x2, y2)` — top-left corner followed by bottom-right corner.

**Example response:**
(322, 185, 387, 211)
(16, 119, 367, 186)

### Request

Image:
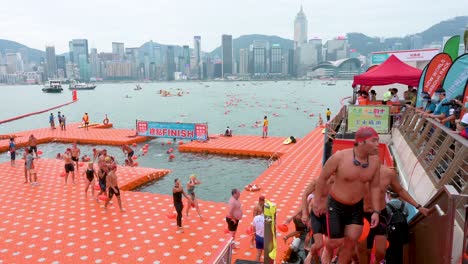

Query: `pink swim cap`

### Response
(355, 126, 379, 143)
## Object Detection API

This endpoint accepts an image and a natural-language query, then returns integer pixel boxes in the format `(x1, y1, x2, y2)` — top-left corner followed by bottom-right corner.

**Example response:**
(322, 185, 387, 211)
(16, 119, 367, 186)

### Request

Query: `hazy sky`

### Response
(1, 0, 466, 53)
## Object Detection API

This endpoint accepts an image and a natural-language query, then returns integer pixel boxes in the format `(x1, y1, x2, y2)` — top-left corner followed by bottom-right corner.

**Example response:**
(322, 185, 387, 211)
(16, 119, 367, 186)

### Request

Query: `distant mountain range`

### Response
(1, 16, 466, 65)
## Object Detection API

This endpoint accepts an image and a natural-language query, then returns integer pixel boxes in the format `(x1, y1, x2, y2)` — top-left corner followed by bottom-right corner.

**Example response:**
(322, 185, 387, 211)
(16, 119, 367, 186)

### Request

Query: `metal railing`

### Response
(407, 185, 467, 264)
(210, 237, 233, 264)
(398, 106, 468, 225)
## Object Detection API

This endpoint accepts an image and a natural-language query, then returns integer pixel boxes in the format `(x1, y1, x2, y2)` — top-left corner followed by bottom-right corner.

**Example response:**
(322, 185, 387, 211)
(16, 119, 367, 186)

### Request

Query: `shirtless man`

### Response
(121, 145, 134, 165)
(358, 165, 430, 264)
(104, 165, 125, 212)
(313, 126, 382, 264)
(28, 134, 38, 158)
(226, 188, 243, 247)
(63, 148, 75, 184)
(70, 142, 81, 171)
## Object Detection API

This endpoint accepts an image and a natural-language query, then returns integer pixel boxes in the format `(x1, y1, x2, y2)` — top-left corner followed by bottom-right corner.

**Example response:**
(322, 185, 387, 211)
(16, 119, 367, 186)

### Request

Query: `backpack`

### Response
(386, 202, 409, 239)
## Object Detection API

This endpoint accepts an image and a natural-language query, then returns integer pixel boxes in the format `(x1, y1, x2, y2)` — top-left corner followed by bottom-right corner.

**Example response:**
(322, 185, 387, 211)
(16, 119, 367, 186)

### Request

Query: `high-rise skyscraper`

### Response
(252, 41, 268, 75)
(112, 42, 125, 59)
(166, 46, 176, 81)
(193, 36, 201, 79)
(56, 55, 66, 78)
(221, 35, 233, 77)
(294, 6, 308, 49)
(239, 49, 249, 75)
(270, 44, 282, 74)
(69, 39, 89, 64)
(89, 48, 101, 78)
(45, 46, 57, 78)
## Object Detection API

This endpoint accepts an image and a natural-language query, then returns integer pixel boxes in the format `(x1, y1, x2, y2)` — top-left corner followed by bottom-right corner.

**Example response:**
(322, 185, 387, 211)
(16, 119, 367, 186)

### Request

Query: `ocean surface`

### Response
(0, 80, 351, 202)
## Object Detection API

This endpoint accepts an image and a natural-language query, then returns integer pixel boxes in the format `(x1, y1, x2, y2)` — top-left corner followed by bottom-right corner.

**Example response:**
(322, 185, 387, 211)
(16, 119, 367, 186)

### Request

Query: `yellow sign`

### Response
(347, 105, 390, 133)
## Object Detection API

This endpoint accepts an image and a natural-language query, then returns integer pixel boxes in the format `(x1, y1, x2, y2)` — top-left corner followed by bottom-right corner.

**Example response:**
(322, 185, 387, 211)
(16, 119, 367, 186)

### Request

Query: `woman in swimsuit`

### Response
(83, 162, 97, 199)
(186, 174, 203, 219)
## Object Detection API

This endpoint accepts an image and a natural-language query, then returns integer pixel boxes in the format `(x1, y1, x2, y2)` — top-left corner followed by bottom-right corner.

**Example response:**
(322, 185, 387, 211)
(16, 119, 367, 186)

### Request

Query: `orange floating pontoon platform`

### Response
(0, 159, 233, 263)
(0, 123, 151, 153)
(179, 135, 298, 157)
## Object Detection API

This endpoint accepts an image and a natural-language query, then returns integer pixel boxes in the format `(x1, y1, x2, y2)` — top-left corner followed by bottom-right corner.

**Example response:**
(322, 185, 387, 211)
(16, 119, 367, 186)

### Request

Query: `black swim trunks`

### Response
(363, 210, 390, 249)
(326, 194, 364, 239)
(86, 169, 95, 182)
(108, 187, 120, 199)
(30, 146, 37, 153)
(127, 151, 134, 159)
(226, 217, 239, 232)
(310, 211, 328, 236)
(71, 156, 79, 162)
(64, 163, 74, 173)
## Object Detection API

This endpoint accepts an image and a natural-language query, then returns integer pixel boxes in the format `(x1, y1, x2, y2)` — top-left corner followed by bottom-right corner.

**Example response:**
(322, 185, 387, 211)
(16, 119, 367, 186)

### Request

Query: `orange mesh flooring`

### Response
(232, 127, 324, 262)
(0, 159, 233, 263)
(179, 135, 297, 157)
(0, 123, 150, 153)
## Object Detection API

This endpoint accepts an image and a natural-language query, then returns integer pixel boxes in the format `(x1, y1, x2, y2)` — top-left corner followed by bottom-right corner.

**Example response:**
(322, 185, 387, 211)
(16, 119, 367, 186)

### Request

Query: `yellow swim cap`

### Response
(190, 174, 196, 179)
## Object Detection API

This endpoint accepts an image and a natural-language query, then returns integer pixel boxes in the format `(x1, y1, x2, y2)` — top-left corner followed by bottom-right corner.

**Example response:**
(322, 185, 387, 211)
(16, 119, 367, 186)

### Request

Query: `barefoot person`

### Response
(28, 134, 38, 158)
(250, 195, 265, 248)
(83, 162, 97, 199)
(186, 174, 203, 219)
(226, 188, 243, 245)
(313, 126, 382, 264)
(63, 148, 75, 184)
(26, 148, 39, 186)
(358, 165, 430, 264)
(82, 112, 89, 130)
(173, 178, 191, 231)
(104, 165, 125, 212)
(9, 137, 16, 167)
(70, 142, 81, 171)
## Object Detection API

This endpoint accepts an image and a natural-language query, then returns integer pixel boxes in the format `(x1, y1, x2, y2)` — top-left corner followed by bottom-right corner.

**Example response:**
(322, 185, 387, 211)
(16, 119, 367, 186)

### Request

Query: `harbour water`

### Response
(0, 80, 351, 202)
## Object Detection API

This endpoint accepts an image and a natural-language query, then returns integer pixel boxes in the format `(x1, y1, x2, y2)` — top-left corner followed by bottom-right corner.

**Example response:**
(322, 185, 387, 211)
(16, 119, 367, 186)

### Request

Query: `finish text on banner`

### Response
(136, 120, 208, 140)
(347, 106, 390, 133)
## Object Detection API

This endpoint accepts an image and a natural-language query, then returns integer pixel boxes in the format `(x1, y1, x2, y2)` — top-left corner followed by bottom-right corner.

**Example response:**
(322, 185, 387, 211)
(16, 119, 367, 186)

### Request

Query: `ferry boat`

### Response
(69, 81, 97, 90)
(42, 80, 63, 93)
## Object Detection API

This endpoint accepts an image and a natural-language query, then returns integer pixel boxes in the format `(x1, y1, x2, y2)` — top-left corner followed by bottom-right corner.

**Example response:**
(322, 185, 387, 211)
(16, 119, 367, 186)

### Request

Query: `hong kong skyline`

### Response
(0, 0, 467, 53)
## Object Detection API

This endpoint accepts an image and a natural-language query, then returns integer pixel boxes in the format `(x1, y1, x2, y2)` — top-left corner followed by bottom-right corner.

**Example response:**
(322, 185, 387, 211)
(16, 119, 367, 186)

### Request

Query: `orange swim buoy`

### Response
(166, 213, 177, 219)
(94, 184, 101, 191)
(277, 224, 288, 233)
(98, 195, 109, 201)
(37, 150, 43, 155)
(244, 184, 261, 192)
(359, 218, 370, 241)
(132, 143, 137, 147)
(60, 172, 66, 177)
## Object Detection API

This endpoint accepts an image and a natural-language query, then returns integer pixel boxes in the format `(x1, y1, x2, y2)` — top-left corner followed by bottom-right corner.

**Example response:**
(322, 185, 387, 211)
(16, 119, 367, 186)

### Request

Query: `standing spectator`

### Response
(22, 147, 30, 183)
(57, 111, 62, 128)
(385, 192, 410, 264)
(49, 113, 55, 129)
(326, 108, 331, 121)
(61, 114, 66, 130)
(25, 148, 39, 186)
(440, 95, 463, 130)
(82, 112, 89, 130)
(28, 134, 38, 158)
(262, 116, 269, 138)
(370, 90, 377, 102)
(455, 101, 468, 139)
(172, 178, 191, 232)
(425, 89, 451, 128)
(390, 88, 400, 103)
(252, 210, 265, 261)
(226, 188, 243, 245)
(224, 126, 232, 137)
(383, 88, 393, 104)
(403, 86, 414, 101)
(9, 137, 16, 167)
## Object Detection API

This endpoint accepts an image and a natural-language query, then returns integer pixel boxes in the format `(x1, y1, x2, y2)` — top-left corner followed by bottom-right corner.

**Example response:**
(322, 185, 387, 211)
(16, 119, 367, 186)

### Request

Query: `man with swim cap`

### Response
(313, 126, 382, 264)
(358, 165, 430, 264)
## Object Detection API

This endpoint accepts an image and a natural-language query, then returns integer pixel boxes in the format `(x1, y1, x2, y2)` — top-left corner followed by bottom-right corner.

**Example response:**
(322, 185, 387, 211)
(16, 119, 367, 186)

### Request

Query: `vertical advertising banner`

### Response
(442, 54, 468, 100)
(423, 53, 452, 96)
(415, 65, 428, 108)
(136, 120, 208, 141)
(443, 35, 460, 61)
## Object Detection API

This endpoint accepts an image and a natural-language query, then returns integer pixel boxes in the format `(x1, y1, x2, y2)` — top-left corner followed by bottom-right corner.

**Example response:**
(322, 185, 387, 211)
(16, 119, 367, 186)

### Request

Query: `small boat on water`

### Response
(134, 84, 142, 90)
(321, 78, 337, 86)
(69, 81, 97, 90)
(42, 80, 63, 93)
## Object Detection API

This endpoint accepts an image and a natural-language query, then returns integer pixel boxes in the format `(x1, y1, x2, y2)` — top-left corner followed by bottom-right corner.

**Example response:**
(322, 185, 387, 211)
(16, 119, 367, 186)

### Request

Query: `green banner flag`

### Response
(443, 35, 460, 61)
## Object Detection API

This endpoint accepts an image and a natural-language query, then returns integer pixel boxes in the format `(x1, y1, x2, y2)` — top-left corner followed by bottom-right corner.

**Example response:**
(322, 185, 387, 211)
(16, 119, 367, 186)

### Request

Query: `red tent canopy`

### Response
(352, 55, 423, 88)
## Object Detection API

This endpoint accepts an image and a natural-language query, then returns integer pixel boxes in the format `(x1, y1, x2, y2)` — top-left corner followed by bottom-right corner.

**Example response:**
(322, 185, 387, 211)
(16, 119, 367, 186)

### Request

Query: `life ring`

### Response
(245, 184, 261, 192)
